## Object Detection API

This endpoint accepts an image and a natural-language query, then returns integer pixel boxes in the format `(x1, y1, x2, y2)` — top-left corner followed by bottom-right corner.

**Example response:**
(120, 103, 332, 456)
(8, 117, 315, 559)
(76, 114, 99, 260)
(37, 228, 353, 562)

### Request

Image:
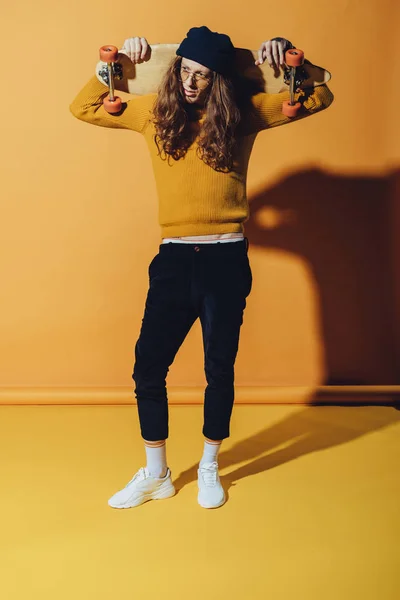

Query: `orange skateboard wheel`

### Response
(100, 45, 119, 63)
(285, 48, 305, 67)
(103, 95, 122, 113)
(282, 100, 301, 117)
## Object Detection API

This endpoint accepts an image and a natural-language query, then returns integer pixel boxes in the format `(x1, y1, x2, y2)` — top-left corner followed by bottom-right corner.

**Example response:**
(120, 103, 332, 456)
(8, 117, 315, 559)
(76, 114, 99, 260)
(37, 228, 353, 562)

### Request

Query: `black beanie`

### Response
(176, 26, 235, 76)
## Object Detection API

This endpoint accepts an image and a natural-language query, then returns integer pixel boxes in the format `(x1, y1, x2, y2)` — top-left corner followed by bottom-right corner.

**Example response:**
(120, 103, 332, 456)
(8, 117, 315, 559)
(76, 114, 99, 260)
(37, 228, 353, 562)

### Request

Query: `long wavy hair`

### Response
(151, 56, 243, 172)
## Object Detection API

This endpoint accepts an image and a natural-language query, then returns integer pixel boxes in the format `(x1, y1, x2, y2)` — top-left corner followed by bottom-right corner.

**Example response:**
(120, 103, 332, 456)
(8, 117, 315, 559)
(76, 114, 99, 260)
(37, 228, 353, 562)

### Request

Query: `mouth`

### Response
(184, 89, 197, 97)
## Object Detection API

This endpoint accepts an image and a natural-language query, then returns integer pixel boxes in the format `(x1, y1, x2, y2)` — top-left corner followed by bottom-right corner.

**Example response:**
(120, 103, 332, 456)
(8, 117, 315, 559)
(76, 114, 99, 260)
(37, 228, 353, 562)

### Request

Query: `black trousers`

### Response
(132, 238, 252, 441)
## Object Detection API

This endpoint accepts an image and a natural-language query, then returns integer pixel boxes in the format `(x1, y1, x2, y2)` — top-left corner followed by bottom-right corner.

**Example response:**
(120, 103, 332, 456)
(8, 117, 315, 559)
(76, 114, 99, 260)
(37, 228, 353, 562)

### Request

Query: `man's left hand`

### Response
(255, 38, 292, 68)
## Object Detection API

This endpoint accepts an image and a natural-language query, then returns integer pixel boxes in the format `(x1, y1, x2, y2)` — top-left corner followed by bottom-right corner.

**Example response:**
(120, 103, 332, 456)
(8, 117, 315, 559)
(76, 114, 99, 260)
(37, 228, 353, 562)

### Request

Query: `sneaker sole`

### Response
(108, 482, 176, 509)
(197, 493, 226, 509)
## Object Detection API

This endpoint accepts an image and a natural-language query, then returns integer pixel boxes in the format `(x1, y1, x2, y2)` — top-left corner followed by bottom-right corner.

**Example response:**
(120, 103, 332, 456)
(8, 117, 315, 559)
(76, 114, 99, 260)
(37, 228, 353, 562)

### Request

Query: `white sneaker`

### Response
(197, 461, 226, 509)
(108, 467, 175, 509)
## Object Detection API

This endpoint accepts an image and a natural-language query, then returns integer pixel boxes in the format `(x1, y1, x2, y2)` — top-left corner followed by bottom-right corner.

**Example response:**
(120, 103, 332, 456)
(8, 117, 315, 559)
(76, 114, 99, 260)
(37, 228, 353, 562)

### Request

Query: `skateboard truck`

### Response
(98, 62, 123, 86)
(99, 45, 122, 113)
(281, 48, 305, 117)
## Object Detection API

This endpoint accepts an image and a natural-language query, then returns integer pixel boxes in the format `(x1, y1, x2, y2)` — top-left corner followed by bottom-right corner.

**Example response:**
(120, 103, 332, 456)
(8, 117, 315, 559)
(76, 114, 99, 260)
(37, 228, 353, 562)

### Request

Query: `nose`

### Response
(185, 73, 197, 88)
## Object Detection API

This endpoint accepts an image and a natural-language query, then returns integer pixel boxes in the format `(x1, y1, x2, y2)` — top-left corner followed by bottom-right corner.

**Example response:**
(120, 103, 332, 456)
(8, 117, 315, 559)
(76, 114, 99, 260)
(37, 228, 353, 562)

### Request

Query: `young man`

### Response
(70, 26, 333, 509)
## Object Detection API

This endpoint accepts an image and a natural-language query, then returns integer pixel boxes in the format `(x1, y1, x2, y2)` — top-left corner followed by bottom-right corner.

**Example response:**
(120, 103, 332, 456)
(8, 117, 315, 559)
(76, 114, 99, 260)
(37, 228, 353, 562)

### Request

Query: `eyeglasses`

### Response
(179, 66, 212, 89)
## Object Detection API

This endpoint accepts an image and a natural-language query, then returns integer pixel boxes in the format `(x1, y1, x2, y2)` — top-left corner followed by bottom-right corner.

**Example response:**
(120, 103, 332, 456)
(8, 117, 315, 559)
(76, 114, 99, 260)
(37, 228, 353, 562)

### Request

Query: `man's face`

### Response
(180, 58, 213, 106)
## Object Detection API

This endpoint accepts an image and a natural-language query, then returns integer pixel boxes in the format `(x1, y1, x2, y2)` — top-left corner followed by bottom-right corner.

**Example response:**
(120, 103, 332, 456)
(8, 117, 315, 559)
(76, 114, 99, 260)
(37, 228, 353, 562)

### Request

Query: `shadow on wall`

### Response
(245, 167, 400, 386)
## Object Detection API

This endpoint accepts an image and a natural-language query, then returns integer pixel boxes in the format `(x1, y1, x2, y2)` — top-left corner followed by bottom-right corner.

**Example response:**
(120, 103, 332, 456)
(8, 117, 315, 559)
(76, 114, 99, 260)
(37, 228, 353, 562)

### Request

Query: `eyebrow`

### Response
(181, 65, 209, 75)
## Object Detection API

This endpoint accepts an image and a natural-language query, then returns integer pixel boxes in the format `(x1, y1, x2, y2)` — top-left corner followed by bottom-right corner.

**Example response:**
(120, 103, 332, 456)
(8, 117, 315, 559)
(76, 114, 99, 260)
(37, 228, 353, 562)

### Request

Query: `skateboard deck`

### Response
(96, 43, 331, 96)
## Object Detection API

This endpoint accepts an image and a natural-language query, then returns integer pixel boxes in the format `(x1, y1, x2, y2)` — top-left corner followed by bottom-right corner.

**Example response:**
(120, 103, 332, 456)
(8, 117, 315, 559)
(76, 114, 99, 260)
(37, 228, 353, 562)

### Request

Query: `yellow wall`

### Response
(1, 0, 399, 391)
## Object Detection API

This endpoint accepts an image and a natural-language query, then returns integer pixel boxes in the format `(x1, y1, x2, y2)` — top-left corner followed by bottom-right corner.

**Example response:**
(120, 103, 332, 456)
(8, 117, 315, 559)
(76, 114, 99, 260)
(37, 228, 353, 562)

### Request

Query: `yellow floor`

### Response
(1, 404, 399, 600)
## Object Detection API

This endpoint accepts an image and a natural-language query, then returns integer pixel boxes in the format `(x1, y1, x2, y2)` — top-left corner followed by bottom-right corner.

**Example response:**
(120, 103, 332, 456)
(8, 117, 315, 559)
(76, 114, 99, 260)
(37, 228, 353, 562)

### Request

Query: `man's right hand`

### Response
(119, 37, 150, 63)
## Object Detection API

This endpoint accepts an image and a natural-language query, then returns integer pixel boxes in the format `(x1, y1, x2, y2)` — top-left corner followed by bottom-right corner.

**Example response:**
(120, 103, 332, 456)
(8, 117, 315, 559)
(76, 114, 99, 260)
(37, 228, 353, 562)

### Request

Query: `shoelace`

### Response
(127, 467, 146, 486)
(200, 462, 219, 487)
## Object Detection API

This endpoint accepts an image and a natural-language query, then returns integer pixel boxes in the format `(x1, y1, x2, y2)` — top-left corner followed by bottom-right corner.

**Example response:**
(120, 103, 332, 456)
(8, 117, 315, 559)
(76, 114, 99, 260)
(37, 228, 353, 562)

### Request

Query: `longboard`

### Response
(95, 43, 331, 96)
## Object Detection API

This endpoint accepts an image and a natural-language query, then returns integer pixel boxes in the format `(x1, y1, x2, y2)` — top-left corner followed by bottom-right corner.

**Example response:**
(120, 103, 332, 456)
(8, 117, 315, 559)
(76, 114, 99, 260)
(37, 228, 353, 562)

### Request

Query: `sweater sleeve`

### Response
(69, 75, 157, 134)
(242, 83, 334, 134)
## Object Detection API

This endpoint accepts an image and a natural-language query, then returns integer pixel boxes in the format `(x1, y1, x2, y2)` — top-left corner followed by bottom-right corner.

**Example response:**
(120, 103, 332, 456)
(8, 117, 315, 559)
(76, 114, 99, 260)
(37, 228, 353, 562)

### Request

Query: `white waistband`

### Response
(161, 235, 245, 245)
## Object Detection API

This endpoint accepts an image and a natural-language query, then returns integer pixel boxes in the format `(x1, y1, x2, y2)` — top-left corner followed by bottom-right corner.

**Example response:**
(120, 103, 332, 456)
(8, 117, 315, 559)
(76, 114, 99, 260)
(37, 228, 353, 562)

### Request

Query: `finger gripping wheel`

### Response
(99, 45, 122, 113)
(282, 47, 305, 117)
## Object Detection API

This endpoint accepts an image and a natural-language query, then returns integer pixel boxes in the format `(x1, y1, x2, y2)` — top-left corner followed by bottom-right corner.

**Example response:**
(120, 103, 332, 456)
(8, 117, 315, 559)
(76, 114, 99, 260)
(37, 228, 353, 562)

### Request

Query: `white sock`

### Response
(200, 439, 222, 467)
(144, 440, 168, 478)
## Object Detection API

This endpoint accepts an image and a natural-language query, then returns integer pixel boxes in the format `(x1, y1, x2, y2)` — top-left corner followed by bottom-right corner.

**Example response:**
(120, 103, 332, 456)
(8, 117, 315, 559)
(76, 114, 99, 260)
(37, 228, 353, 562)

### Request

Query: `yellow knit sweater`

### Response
(70, 75, 333, 238)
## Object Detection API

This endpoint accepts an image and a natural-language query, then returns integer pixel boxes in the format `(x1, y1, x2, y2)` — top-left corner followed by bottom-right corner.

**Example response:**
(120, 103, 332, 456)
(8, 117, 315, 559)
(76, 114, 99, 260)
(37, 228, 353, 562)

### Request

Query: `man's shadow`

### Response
(172, 400, 400, 497)
(172, 167, 400, 497)
(245, 166, 400, 386)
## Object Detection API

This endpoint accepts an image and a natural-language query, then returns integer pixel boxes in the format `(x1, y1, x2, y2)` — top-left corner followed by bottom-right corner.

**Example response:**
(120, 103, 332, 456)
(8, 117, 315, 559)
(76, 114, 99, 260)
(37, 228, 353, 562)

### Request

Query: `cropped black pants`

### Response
(132, 238, 252, 441)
